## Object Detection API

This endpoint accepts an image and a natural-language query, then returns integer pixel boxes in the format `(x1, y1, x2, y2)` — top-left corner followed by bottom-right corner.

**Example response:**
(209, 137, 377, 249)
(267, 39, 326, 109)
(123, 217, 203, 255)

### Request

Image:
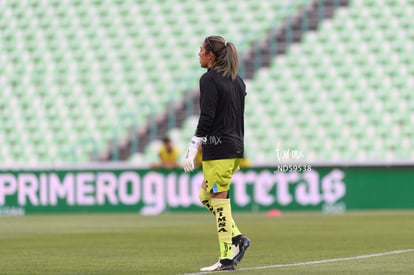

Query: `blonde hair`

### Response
(204, 35, 239, 80)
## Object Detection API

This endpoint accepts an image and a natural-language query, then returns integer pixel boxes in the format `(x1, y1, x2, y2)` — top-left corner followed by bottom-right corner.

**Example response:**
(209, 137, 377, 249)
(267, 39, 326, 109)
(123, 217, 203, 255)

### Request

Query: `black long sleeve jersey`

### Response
(195, 68, 246, 161)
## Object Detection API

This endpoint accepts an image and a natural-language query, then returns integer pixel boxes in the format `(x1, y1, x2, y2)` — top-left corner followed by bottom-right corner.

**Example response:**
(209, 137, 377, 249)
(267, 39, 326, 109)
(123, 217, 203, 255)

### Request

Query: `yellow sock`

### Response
(199, 188, 242, 238)
(199, 188, 214, 215)
(211, 198, 233, 260)
(232, 220, 242, 238)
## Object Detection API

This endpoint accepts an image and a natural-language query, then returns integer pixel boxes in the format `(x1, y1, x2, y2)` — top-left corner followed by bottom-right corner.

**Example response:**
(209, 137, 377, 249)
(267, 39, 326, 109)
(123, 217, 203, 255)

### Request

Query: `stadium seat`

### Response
(2, 0, 412, 165)
(1, 0, 311, 164)
(163, 0, 414, 164)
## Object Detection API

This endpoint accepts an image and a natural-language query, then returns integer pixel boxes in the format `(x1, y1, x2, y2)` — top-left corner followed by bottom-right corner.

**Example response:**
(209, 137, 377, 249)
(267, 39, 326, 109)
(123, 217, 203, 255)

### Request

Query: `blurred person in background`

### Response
(239, 154, 251, 168)
(194, 144, 203, 169)
(151, 136, 179, 169)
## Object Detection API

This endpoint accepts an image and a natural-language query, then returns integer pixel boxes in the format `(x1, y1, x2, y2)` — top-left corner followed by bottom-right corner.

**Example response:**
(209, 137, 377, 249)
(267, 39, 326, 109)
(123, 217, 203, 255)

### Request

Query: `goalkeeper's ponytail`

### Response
(204, 36, 239, 80)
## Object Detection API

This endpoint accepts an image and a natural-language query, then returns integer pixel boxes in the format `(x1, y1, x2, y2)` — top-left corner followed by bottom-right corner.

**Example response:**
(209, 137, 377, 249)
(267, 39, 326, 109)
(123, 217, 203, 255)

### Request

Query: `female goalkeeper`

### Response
(184, 35, 250, 271)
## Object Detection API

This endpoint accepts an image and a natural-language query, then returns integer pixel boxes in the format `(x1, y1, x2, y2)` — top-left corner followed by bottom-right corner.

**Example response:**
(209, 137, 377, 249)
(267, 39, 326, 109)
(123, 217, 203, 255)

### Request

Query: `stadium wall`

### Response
(0, 164, 413, 216)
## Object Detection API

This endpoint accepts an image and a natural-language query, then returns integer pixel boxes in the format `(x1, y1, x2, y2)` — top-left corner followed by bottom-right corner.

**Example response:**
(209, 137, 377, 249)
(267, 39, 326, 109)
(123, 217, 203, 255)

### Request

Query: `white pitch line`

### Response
(181, 249, 414, 275)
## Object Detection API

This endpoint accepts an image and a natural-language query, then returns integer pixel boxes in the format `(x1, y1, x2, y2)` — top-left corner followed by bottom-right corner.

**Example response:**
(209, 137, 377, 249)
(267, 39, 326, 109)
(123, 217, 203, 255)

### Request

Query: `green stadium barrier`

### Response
(0, 165, 413, 216)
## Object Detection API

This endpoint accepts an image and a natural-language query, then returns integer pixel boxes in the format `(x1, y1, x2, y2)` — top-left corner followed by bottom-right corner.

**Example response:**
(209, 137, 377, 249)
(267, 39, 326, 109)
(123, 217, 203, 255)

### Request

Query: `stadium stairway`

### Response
(104, 0, 350, 162)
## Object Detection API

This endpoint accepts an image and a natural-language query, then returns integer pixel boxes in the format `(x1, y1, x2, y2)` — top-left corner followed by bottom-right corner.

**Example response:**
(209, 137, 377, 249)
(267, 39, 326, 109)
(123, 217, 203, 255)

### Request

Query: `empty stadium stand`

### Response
(0, 0, 311, 165)
(142, 0, 414, 165)
(0, 0, 413, 166)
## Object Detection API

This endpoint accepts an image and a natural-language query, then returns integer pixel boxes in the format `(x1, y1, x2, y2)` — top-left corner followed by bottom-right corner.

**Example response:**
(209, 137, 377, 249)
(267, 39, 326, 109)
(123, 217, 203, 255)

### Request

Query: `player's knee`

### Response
(199, 187, 209, 203)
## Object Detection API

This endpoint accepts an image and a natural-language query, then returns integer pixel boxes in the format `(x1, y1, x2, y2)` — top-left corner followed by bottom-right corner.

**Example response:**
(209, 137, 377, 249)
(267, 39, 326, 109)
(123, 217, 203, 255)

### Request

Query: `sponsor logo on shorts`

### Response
(212, 183, 218, 193)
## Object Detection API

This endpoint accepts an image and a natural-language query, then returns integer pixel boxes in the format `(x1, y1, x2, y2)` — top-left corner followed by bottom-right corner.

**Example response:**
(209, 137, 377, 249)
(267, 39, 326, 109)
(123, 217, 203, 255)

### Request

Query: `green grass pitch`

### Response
(0, 211, 413, 274)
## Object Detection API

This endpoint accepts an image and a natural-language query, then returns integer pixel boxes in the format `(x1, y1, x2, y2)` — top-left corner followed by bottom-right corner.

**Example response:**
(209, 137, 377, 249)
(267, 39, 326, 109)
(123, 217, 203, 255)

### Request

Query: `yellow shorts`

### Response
(202, 158, 241, 194)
